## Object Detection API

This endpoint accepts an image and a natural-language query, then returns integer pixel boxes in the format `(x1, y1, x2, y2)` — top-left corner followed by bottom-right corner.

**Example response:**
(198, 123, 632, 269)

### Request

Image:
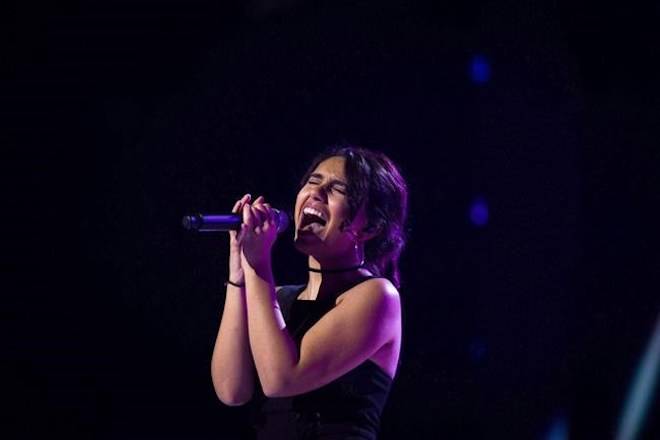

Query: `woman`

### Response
(211, 145, 408, 439)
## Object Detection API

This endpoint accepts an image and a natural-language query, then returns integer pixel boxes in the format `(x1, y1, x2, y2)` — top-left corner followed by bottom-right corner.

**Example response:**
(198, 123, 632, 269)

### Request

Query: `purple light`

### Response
(469, 197, 489, 227)
(469, 55, 491, 84)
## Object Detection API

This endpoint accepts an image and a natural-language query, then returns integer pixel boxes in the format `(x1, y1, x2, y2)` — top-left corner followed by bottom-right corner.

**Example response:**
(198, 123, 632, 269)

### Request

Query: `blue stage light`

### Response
(469, 196, 489, 227)
(469, 55, 491, 84)
(543, 413, 569, 440)
(468, 338, 488, 364)
(616, 313, 660, 440)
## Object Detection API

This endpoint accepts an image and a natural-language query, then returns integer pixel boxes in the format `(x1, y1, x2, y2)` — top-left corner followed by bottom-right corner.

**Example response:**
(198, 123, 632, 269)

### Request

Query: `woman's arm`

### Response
(243, 261, 298, 397)
(211, 283, 255, 406)
(210, 194, 255, 406)
(244, 261, 399, 398)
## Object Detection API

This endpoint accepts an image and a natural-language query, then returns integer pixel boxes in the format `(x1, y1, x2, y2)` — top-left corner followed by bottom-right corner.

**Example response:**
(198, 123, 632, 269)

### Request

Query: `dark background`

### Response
(4, 0, 659, 438)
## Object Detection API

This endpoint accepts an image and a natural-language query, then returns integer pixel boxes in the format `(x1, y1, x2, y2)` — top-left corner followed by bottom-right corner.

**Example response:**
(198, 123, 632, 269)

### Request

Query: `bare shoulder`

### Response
(336, 277, 400, 309)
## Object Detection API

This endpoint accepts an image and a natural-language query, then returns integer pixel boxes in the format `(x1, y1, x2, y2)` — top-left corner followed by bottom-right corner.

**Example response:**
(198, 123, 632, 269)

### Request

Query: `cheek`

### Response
(294, 193, 305, 221)
(328, 201, 351, 229)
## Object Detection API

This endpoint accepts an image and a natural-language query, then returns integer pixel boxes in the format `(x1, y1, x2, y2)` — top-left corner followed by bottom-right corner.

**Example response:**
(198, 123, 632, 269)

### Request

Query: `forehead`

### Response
(312, 156, 346, 179)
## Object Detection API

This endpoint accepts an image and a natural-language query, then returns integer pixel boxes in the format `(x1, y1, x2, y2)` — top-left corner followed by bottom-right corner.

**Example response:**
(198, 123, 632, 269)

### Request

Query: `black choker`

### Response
(308, 264, 364, 274)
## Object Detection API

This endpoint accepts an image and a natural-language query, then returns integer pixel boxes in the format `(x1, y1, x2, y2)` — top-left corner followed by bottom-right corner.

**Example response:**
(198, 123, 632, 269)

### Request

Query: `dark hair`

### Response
(300, 144, 409, 288)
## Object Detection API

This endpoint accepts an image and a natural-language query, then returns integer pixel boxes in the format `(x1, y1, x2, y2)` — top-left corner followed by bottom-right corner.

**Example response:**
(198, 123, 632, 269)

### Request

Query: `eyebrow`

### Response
(308, 172, 348, 187)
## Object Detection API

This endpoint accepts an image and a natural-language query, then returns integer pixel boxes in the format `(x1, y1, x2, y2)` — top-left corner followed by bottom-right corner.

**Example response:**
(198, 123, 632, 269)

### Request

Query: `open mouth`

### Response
(300, 207, 327, 230)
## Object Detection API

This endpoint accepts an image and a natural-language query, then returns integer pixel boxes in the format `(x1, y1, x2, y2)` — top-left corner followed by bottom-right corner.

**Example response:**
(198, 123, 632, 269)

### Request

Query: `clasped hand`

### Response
(235, 195, 278, 271)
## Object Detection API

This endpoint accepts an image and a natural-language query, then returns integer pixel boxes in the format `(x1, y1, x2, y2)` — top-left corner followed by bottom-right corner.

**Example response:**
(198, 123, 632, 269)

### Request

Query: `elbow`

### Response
(218, 395, 251, 407)
(215, 386, 253, 406)
(262, 383, 281, 398)
(211, 364, 254, 406)
(261, 377, 292, 398)
(262, 385, 285, 399)
(262, 363, 314, 398)
(213, 378, 254, 406)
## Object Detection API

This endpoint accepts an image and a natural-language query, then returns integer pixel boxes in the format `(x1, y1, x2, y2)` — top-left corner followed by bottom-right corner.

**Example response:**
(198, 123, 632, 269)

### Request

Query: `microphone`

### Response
(182, 209, 290, 233)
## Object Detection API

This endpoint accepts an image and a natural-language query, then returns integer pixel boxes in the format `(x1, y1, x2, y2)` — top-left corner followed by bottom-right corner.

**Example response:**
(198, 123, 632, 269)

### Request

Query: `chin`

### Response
(294, 233, 320, 249)
(294, 231, 326, 255)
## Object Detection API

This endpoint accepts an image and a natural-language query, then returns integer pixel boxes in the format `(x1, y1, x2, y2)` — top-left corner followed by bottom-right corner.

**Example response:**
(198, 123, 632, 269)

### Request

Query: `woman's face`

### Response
(293, 156, 369, 260)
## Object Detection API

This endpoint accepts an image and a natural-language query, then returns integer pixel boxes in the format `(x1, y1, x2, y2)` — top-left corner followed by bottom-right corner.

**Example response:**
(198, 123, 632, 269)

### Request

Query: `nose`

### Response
(308, 184, 328, 202)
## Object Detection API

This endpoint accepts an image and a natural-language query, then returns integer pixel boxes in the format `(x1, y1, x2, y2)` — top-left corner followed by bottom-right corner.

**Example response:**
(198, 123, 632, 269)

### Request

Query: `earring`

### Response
(354, 240, 365, 266)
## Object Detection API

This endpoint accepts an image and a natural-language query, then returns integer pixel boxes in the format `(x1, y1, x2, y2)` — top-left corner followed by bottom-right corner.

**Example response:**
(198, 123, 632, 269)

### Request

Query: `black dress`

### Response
(248, 282, 394, 439)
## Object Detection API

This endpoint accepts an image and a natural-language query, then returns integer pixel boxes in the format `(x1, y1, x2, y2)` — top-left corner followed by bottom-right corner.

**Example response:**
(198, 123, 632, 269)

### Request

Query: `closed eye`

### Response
(305, 175, 347, 195)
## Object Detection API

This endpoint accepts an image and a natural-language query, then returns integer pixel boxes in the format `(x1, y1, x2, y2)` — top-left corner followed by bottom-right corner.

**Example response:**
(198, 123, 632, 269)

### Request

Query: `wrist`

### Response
(240, 255, 271, 280)
(229, 262, 244, 277)
(228, 270, 244, 282)
(227, 271, 245, 287)
(224, 279, 245, 288)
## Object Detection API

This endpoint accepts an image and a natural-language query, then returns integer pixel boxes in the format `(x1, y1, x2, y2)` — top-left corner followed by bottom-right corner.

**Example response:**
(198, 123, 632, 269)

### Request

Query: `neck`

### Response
(303, 256, 371, 301)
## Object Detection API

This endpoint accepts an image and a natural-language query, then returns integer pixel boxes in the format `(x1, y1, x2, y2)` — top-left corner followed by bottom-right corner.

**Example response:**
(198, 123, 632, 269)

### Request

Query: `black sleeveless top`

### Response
(248, 281, 394, 439)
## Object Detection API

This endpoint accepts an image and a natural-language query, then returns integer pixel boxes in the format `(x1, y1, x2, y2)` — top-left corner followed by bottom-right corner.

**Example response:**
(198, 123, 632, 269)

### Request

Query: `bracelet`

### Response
(224, 279, 245, 288)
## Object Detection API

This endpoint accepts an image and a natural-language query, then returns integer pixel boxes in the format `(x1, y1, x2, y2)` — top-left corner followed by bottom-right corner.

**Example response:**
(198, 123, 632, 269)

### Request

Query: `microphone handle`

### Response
(182, 210, 289, 233)
(182, 214, 242, 232)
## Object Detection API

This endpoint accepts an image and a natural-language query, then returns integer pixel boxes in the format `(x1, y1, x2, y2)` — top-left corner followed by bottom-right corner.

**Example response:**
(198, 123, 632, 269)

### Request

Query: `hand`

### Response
(228, 193, 251, 284)
(236, 195, 278, 271)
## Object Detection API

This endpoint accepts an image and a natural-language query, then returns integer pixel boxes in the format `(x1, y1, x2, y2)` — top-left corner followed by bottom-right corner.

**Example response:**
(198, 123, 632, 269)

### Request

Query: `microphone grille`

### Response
(275, 209, 290, 233)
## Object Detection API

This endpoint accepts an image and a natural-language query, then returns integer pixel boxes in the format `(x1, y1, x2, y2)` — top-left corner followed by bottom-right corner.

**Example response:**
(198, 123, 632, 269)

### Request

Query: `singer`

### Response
(211, 145, 408, 439)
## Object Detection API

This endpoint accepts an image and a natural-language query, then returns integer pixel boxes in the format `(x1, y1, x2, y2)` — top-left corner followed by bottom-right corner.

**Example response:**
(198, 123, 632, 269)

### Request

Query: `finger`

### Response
(262, 203, 274, 220)
(231, 195, 251, 239)
(232, 193, 251, 214)
(251, 205, 267, 226)
(243, 202, 255, 228)
(230, 195, 248, 238)
(253, 195, 265, 207)
(259, 203, 274, 227)
(255, 204, 273, 223)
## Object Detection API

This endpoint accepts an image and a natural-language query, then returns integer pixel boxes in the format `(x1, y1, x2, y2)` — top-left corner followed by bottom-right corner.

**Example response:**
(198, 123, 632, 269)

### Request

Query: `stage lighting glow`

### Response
(469, 55, 491, 84)
(543, 413, 569, 440)
(616, 313, 660, 440)
(468, 337, 488, 363)
(469, 196, 489, 227)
